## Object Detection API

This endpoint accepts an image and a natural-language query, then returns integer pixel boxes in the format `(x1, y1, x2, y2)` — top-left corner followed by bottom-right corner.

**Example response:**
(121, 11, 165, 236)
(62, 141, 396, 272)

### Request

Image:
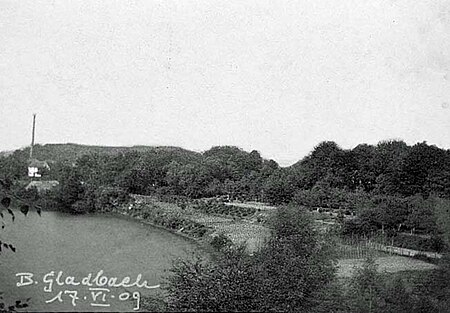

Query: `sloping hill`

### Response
(6, 143, 202, 164)
(0, 150, 14, 158)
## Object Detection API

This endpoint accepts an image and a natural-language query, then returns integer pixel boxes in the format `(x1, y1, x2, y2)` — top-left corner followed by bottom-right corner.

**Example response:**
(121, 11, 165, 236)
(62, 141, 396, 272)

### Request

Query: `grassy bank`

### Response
(111, 195, 273, 254)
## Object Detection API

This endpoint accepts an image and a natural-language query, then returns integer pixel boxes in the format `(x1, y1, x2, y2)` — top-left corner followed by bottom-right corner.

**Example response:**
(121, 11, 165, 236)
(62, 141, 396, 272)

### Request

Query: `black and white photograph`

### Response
(1, 0, 450, 312)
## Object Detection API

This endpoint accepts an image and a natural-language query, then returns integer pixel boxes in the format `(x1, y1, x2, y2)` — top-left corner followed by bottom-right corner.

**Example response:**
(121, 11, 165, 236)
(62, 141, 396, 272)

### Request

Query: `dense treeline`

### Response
(289, 140, 450, 198)
(2, 140, 450, 238)
(3, 140, 450, 199)
(0, 145, 280, 213)
(4, 140, 450, 200)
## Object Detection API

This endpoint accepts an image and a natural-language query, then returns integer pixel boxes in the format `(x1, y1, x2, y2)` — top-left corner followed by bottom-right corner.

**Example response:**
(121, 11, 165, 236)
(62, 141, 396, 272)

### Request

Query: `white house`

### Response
(28, 159, 50, 178)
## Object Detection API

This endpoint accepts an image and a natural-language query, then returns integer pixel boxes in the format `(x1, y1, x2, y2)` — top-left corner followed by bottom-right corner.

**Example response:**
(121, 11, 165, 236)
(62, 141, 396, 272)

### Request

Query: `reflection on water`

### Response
(0, 210, 198, 312)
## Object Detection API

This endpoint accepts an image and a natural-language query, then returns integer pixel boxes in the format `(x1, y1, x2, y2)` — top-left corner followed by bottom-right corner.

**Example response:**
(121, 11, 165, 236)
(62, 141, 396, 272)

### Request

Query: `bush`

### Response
(192, 200, 256, 218)
(94, 187, 129, 212)
(210, 233, 232, 252)
(344, 257, 450, 313)
(35, 189, 60, 211)
(252, 206, 337, 312)
(163, 246, 258, 312)
(392, 233, 446, 253)
(158, 205, 337, 312)
(71, 200, 90, 214)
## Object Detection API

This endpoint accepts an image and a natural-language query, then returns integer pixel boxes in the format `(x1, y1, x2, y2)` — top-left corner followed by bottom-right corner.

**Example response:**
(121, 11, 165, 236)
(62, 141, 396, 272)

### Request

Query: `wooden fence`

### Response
(337, 235, 442, 259)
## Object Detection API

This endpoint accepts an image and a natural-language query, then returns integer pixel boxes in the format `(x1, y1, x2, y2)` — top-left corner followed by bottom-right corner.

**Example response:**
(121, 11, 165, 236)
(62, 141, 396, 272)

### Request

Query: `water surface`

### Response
(0, 210, 198, 312)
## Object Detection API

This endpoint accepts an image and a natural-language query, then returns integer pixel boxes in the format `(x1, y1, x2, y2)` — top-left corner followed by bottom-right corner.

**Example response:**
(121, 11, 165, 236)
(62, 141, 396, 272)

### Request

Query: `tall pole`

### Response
(30, 113, 36, 159)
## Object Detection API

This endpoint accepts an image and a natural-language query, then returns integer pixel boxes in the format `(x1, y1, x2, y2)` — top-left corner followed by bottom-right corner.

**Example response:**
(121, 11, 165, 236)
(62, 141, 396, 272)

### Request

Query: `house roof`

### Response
(26, 180, 59, 192)
(28, 159, 50, 169)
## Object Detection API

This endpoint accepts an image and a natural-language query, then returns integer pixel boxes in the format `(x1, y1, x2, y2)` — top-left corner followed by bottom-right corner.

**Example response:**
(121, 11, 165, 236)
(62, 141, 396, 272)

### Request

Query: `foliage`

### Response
(346, 257, 385, 313)
(341, 194, 447, 242)
(292, 185, 369, 211)
(2, 140, 450, 204)
(162, 246, 257, 312)
(251, 206, 337, 312)
(125, 201, 210, 238)
(343, 256, 450, 313)
(0, 179, 36, 311)
(290, 140, 450, 200)
(3, 140, 450, 311)
(53, 166, 84, 213)
(434, 197, 450, 249)
(153, 205, 337, 312)
(209, 233, 233, 252)
(262, 168, 295, 204)
(192, 200, 256, 218)
(0, 294, 29, 313)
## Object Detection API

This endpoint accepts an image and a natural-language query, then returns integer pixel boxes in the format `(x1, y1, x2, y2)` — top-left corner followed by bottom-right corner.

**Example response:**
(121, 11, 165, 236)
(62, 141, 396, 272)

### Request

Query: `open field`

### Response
(337, 256, 439, 278)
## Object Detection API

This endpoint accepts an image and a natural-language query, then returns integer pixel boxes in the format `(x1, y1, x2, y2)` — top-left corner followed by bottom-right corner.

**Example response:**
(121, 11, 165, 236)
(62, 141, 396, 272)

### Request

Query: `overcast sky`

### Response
(1, 0, 449, 165)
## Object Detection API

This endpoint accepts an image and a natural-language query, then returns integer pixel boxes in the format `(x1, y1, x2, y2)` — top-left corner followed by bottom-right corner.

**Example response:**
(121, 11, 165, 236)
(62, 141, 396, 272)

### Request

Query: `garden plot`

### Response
(130, 196, 273, 253)
(190, 212, 271, 253)
(212, 222, 271, 253)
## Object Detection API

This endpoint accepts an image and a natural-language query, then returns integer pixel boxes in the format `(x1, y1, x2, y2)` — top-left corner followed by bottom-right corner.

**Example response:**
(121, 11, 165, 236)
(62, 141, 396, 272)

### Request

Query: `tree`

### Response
(161, 246, 257, 312)
(434, 197, 450, 250)
(54, 167, 85, 213)
(351, 144, 378, 191)
(153, 205, 337, 312)
(262, 169, 295, 204)
(252, 206, 337, 312)
(373, 140, 409, 195)
(345, 256, 447, 313)
(0, 179, 37, 312)
(165, 162, 211, 198)
(346, 257, 385, 313)
(397, 142, 444, 197)
(0, 151, 28, 181)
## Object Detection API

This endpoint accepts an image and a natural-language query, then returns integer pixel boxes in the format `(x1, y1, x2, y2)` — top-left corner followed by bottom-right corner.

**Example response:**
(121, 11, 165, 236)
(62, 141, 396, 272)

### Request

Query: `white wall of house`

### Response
(28, 166, 41, 177)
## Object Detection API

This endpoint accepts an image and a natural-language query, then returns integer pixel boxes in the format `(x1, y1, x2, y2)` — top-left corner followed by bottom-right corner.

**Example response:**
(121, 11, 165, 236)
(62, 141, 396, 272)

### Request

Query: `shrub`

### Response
(157, 205, 337, 312)
(71, 200, 90, 215)
(94, 187, 129, 212)
(192, 200, 256, 218)
(210, 233, 232, 252)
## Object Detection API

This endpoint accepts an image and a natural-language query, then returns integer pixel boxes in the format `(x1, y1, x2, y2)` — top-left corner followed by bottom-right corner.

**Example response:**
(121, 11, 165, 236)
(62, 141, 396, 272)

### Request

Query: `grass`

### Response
(337, 256, 439, 278)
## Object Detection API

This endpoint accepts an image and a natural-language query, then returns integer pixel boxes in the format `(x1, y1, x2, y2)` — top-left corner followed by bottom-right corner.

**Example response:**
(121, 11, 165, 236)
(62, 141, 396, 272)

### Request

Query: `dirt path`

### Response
(225, 201, 277, 211)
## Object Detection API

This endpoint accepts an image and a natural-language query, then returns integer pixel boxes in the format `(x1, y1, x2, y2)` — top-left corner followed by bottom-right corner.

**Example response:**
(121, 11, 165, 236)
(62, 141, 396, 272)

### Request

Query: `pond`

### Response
(0, 209, 199, 312)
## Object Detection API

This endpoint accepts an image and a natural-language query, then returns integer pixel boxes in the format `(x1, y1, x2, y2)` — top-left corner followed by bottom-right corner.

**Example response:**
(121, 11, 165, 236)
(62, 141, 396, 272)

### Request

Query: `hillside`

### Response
(4, 143, 202, 164)
(0, 150, 14, 158)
